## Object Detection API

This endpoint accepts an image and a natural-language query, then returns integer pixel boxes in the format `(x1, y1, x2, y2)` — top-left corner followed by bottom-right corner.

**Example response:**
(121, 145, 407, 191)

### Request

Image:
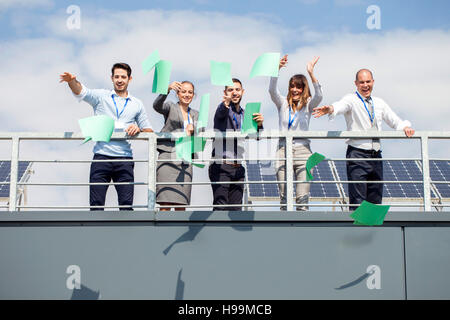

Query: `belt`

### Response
(348, 145, 381, 156)
(221, 161, 242, 167)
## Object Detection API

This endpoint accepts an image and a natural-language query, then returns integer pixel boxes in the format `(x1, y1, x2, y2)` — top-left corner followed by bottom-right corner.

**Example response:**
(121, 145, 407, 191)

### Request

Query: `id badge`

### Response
(114, 121, 125, 132)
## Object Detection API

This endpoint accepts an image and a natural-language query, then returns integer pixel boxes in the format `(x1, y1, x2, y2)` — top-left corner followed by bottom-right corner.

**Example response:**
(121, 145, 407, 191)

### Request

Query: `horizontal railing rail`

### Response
(0, 131, 449, 212)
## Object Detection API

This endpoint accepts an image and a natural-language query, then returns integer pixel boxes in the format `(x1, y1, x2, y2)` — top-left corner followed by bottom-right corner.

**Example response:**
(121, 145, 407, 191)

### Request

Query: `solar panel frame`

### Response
(0, 161, 32, 200)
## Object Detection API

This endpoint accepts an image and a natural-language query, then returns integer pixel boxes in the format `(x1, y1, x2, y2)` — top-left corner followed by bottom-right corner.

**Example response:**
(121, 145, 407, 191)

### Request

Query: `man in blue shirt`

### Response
(209, 78, 264, 211)
(60, 63, 153, 210)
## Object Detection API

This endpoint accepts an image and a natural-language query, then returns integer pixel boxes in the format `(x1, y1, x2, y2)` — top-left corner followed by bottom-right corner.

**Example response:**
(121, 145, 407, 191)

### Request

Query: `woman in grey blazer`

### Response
(153, 81, 199, 211)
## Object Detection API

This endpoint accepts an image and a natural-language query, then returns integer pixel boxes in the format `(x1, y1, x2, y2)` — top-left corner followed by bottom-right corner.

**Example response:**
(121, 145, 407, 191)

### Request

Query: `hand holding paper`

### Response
(241, 102, 261, 134)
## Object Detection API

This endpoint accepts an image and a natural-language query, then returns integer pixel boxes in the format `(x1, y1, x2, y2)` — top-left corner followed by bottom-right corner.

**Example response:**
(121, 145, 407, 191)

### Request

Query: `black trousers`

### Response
(346, 145, 383, 211)
(89, 154, 134, 211)
(208, 163, 245, 211)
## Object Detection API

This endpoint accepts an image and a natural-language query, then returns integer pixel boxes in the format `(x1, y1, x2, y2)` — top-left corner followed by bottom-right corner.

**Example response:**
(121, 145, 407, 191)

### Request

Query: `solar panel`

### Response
(246, 160, 341, 199)
(0, 161, 32, 198)
(319, 160, 439, 199)
(248, 159, 450, 202)
(430, 160, 450, 198)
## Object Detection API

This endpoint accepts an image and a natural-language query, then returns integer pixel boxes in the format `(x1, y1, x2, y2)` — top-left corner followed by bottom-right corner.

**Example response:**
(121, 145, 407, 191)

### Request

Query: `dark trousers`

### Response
(346, 145, 383, 211)
(208, 163, 245, 211)
(89, 154, 134, 211)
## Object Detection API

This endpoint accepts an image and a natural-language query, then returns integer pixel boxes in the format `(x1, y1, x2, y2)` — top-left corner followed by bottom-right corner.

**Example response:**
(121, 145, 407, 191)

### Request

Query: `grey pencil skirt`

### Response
(156, 150, 193, 205)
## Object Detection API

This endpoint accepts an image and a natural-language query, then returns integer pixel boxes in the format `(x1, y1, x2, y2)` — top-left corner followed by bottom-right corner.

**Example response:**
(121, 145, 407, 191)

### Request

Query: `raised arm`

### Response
(268, 54, 288, 110)
(306, 56, 323, 111)
(153, 81, 182, 116)
(59, 72, 82, 95)
(307, 56, 320, 84)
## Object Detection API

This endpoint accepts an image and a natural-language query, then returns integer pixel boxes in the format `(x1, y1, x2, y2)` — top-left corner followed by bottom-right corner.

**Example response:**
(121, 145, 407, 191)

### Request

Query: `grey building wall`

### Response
(0, 211, 449, 300)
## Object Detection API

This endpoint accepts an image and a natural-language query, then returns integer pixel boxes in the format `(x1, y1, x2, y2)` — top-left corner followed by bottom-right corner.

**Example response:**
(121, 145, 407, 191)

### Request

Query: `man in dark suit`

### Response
(209, 78, 264, 211)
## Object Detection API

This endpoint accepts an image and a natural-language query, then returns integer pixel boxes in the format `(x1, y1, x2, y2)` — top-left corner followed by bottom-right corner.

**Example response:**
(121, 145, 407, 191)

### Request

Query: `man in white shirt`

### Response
(312, 69, 415, 210)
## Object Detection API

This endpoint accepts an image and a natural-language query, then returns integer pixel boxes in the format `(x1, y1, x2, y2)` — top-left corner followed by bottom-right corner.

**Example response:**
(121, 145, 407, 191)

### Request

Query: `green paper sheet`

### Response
(241, 102, 261, 134)
(210, 60, 234, 86)
(197, 93, 210, 132)
(78, 115, 115, 144)
(142, 50, 160, 75)
(306, 152, 326, 181)
(350, 201, 390, 226)
(175, 136, 207, 165)
(249, 52, 280, 78)
(152, 60, 172, 94)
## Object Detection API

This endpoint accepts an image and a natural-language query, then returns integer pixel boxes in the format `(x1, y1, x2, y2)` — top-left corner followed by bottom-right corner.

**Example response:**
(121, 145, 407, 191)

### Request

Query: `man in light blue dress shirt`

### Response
(60, 63, 153, 210)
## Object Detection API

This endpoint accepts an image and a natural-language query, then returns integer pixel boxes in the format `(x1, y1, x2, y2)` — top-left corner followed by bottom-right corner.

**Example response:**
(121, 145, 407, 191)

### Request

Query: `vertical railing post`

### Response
(147, 133, 157, 211)
(420, 134, 432, 211)
(9, 136, 20, 212)
(285, 133, 294, 211)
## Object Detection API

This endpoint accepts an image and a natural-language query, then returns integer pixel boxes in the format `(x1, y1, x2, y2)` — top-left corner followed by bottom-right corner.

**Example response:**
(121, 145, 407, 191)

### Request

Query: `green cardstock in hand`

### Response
(241, 102, 261, 134)
(210, 61, 234, 86)
(152, 60, 172, 94)
(197, 93, 210, 132)
(250, 52, 280, 78)
(350, 201, 391, 226)
(142, 50, 160, 75)
(306, 152, 326, 181)
(78, 115, 115, 144)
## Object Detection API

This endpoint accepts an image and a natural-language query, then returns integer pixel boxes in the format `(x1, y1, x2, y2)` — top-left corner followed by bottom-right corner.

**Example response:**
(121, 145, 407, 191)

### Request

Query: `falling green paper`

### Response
(306, 152, 326, 181)
(249, 52, 280, 78)
(241, 102, 261, 134)
(152, 60, 172, 94)
(210, 60, 234, 86)
(175, 136, 206, 168)
(78, 115, 115, 144)
(142, 50, 160, 75)
(350, 201, 390, 226)
(197, 93, 210, 132)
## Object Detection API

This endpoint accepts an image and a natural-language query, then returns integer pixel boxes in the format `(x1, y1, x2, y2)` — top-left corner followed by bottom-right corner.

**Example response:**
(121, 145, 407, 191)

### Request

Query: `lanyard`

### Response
(233, 113, 242, 130)
(111, 95, 129, 120)
(288, 105, 298, 130)
(182, 108, 191, 129)
(355, 91, 374, 124)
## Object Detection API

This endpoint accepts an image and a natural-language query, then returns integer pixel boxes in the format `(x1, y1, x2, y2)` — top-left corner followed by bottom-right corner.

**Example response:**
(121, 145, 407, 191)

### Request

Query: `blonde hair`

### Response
(287, 74, 311, 112)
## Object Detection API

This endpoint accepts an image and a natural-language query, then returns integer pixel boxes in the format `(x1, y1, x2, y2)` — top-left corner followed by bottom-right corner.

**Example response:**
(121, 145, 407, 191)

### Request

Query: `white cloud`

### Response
(1, 8, 449, 210)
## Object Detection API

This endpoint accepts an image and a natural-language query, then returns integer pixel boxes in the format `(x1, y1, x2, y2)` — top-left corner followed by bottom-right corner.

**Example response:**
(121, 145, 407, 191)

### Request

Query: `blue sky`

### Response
(2, 0, 450, 42)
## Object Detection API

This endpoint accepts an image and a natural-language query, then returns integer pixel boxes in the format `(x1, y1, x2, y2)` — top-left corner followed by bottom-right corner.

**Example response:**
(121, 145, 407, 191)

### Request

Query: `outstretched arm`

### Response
(59, 72, 82, 95)
(312, 105, 334, 118)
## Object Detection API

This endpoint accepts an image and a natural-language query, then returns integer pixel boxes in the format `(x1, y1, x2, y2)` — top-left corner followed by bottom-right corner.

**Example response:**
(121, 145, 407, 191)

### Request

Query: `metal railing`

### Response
(0, 130, 449, 212)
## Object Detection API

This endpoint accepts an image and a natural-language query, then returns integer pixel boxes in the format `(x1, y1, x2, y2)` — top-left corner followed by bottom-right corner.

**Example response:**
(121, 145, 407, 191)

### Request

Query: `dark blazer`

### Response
(153, 94, 199, 152)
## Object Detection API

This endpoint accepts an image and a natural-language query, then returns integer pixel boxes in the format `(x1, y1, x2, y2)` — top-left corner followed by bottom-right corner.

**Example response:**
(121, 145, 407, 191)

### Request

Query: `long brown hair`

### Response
(287, 74, 311, 112)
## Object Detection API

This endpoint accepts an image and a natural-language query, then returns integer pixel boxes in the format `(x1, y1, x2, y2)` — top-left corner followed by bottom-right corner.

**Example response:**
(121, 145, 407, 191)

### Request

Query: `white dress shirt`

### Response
(329, 92, 411, 151)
